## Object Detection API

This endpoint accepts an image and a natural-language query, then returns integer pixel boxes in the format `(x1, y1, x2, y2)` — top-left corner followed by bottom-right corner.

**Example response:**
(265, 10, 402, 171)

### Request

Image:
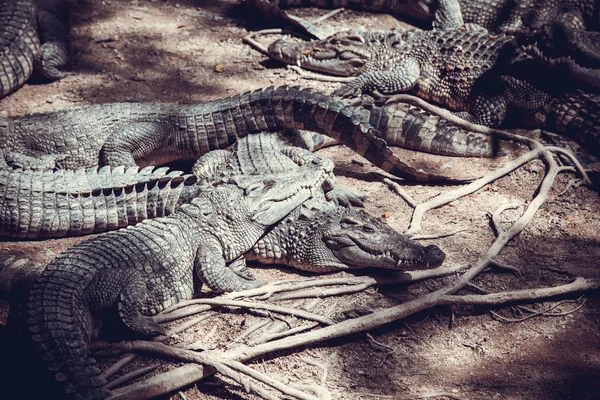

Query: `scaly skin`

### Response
(23, 164, 331, 400)
(519, 14, 600, 91)
(269, 27, 600, 157)
(192, 132, 446, 272)
(0, 85, 472, 183)
(250, 0, 600, 85)
(0, 0, 69, 99)
(0, 164, 204, 239)
(0, 123, 497, 241)
(248, 198, 445, 272)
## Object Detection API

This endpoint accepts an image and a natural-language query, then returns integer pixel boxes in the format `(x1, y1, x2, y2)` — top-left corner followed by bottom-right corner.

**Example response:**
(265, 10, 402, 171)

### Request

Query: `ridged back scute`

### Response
(0, 165, 199, 239)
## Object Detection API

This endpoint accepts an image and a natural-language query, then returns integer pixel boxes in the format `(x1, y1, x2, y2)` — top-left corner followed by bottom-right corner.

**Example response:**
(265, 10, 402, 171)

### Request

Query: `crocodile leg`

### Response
(117, 276, 166, 336)
(100, 122, 174, 167)
(195, 244, 263, 292)
(227, 255, 259, 281)
(1, 149, 68, 170)
(333, 58, 421, 98)
(275, 141, 365, 206)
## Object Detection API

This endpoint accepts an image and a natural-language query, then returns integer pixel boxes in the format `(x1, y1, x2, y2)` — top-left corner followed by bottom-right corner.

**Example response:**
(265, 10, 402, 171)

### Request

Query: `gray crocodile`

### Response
(247, 0, 600, 87)
(192, 131, 446, 271)
(268, 27, 600, 157)
(0, 85, 499, 182)
(0, 0, 70, 99)
(21, 163, 331, 400)
(0, 114, 498, 241)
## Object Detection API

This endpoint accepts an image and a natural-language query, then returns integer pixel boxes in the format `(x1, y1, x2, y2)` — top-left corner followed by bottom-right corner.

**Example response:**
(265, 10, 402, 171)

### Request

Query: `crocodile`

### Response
(21, 163, 331, 400)
(245, 0, 466, 38)
(0, 114, 498, 241)
(247, 0, 600, 85)
(518, 14, 600, 91)
(0, 85, 498, 182)
(191, 131, 446, 271)
(0, 0, 70, 99)
(268, 27, 600, 157)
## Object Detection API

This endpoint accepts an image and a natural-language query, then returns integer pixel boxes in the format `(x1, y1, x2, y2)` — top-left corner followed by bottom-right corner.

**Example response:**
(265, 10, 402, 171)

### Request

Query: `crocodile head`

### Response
(268, 30, 374, 76)
(320, 211, 445, 270)
(252, 202, 445, 272)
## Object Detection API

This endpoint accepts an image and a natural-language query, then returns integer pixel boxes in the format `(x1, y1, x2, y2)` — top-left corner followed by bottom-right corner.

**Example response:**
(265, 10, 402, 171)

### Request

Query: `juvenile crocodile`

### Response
(21, 164, 331, 400)
(0, 85, 472, 182)
(0, 0, 70, 99)
(268, 27, 600, 157)
(0, 164, 206, 239)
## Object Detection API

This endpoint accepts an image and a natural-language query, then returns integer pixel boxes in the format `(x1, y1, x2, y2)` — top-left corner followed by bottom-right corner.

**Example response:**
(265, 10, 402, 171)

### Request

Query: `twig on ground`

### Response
(104, 365, 158, 390)
(489, 258, 521, 276)
(311, 8, 345, 24)
(288, 65, 356, 82)
(410, 228, 468, 240)
(490, 297, 586, 322)
(242, 28, 312, 56)
(383, 178, 418, 207)
(101, 353, 138, 380)
(488, 203, 523, 236)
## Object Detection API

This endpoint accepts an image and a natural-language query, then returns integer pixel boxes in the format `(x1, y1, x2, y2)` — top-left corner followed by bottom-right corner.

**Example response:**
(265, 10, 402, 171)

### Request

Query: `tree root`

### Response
(102, 121, 598, 400)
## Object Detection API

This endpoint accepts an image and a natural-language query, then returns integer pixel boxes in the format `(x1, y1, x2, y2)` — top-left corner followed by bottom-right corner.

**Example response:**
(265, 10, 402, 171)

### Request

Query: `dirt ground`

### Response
(1, 1, 600, 399)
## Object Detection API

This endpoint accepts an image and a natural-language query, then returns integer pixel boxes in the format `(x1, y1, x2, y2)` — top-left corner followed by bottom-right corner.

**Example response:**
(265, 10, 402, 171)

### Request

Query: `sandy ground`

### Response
(1, 1, 599, 399)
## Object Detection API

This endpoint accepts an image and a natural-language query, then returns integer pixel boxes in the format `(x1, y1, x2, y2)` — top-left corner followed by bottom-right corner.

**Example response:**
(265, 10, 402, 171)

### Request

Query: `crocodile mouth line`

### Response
(330, 235, 444, 269)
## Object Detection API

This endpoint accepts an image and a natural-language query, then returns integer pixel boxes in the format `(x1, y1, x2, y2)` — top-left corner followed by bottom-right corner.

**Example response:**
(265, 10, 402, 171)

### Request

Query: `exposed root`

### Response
(104, 364, 158, 390)
(311, 8, 345, 24)
(489, 297, 587, 322)
(95, 107, 598, 400)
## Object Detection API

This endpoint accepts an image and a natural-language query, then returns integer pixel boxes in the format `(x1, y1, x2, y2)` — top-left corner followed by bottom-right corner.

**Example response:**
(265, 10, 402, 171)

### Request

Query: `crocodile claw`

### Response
(333, 81, 364, 98)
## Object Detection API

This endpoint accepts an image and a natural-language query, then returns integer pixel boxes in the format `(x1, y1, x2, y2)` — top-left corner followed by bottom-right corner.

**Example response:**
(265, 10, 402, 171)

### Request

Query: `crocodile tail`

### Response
(251, 86, 472, 182)
(363, 102, 503, 157)
(545, 90, 600, 157)
(0, 165, 199, 239)
(0, 0, 40, 98)
(27, 258, 109, 400)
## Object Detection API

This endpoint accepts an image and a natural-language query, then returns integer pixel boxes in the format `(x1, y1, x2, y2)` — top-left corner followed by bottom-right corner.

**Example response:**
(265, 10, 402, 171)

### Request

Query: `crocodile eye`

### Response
(363, 225, 376, 233)
(244, 182, 265, 196)
(341, 216, 361, 225)
(263, 179, 276, 190)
